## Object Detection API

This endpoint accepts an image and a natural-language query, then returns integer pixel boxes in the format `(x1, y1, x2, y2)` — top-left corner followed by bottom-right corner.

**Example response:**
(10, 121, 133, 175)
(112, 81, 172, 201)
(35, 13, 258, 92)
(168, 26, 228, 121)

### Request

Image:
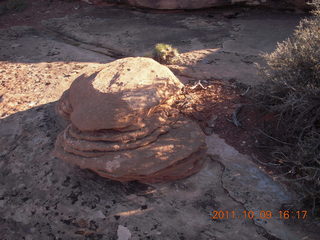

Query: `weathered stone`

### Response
(62, 57, 183, 131)
(113, 0, 308, 10)
(55, 118, 207, 183)
(117, 225, 131, 240)
(54, 57, 207, 183)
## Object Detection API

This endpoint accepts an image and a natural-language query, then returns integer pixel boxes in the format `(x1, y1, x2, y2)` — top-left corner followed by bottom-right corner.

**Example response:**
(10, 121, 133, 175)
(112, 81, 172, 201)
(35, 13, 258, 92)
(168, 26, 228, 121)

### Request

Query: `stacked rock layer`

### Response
(101, 0, 308, 10)
(54, 57, 207, 183)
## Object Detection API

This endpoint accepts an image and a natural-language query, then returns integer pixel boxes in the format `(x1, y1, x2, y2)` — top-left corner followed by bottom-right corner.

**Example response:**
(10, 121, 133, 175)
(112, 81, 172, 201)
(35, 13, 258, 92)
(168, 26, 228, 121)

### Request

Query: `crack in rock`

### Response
(209, 154, 283, 240)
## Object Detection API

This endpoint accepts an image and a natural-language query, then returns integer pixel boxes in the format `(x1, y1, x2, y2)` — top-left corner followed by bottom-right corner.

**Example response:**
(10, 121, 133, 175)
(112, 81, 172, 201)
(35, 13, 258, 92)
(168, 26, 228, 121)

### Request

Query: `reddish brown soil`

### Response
(175, 80, 269, 157)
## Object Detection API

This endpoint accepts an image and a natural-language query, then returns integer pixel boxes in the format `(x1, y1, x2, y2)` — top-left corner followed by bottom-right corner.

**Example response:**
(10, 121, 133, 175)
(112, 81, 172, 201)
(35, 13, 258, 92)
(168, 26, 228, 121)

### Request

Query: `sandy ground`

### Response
(0, 1, 319, 240)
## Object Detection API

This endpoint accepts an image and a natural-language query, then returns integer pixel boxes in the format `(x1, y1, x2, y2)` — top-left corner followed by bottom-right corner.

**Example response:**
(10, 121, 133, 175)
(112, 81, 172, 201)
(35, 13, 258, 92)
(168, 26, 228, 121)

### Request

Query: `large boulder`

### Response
(54, 57, 207, 183)
(57, 58, 183, 131)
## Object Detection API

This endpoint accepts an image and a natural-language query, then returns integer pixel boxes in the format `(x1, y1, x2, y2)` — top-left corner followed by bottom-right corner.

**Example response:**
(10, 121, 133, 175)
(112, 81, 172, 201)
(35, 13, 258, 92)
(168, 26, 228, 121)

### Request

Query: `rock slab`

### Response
(119, 0, 308, 9)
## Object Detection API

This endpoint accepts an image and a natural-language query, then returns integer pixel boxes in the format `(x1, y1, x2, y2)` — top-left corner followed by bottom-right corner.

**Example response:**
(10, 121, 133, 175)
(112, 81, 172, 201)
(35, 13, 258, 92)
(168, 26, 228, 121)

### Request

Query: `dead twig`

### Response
(254, 128, 294, 145)
(229, 104, 243, 127)
(277, 175, 311, 182)
(190, 80, 207, 90)
(301, 166, 320, 171)
(251, 154, 283, 167)
(273, 169, 296, 179)
(240, 87, 251, 96)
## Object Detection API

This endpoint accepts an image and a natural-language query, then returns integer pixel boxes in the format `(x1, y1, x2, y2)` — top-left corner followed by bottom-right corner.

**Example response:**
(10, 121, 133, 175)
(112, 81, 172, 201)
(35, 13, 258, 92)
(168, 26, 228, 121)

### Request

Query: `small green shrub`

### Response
(152, 43, 180, 64)
(253, 0, 320, 215)
(263, 14, 320, 89)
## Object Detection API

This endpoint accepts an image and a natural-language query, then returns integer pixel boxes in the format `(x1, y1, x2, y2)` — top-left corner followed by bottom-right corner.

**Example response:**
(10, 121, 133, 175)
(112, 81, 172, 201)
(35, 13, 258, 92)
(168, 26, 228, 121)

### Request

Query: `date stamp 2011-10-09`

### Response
(210, 210, 308, 220)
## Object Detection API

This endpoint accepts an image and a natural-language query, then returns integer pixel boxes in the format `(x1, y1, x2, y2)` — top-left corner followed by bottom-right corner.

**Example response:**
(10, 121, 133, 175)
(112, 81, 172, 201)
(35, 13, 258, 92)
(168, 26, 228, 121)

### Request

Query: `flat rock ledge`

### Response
(99, 0, 308, 10)
(53, 57, 207, 183)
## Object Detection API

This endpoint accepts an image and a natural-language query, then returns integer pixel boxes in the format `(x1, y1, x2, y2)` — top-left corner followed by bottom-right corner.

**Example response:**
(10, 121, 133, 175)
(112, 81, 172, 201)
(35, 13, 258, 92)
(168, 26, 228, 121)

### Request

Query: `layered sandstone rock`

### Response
(96, 0, 308, 10)
(54, 57, 207, 183)
(126, 0, 247, 9)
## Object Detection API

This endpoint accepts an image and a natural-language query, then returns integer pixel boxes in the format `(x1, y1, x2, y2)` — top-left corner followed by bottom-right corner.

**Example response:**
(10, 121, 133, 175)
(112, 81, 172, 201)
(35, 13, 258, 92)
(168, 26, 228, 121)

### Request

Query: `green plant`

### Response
(253, 0, 320, 215)
(152, 43, 180, 64)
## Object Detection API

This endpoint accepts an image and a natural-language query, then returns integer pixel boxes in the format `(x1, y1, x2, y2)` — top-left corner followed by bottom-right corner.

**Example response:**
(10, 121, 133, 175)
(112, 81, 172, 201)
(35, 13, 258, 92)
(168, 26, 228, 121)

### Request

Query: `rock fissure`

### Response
(43, 28, 128, 59)
(209, 154, 284, 240)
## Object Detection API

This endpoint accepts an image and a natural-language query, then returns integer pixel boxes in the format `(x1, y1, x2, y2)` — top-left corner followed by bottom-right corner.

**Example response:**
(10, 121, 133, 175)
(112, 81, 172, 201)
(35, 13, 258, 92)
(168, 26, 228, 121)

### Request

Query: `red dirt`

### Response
(175, 80, 269, 157)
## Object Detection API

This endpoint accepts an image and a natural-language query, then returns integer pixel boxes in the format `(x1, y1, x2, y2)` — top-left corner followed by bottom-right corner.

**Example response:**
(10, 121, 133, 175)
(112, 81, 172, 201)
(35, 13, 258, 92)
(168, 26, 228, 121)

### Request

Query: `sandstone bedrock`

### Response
(103, 0, 308, 10)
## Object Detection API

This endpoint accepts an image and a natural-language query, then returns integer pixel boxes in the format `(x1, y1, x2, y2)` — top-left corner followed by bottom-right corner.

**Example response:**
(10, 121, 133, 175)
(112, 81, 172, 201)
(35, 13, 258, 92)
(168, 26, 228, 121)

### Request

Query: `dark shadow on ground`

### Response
(0, 102, 156, 239)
